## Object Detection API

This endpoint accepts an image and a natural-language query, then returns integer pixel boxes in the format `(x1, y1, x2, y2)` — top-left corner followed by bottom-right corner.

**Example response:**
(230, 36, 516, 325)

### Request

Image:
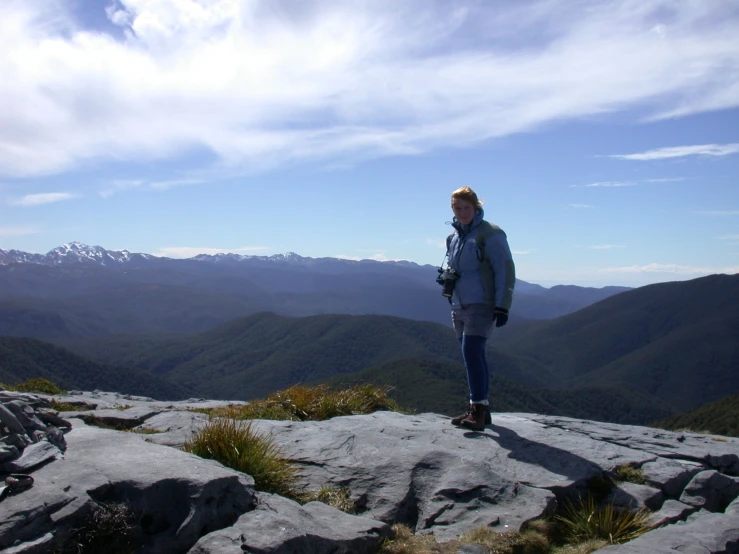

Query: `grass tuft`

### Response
(183, 417, 298, 498)
(2, 377, 66, 395)
(554, 495, 652, 545)
(378, 521, 552, 554)
(127, 427, 164, 435)
(213, 384, 403, 422)
(613, 464, 647, 485)
(48, 399, 87, 412)
(299, 486, 356, 514)
(53, 502, 138, 554)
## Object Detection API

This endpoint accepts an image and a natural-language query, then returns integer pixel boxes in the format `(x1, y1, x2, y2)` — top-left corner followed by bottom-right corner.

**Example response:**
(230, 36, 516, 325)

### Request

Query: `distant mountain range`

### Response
(2, 243, 735, 426)
(0, 242, 630, 336)
(491, 273, 739, 411)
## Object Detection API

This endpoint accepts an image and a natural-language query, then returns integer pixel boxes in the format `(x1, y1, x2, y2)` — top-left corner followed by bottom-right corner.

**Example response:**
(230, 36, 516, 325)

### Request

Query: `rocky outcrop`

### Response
(1, 390, 739, 553)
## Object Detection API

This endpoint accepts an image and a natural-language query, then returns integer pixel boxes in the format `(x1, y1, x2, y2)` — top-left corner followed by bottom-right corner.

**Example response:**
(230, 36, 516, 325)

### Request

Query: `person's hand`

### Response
(493, 307, 509, 327)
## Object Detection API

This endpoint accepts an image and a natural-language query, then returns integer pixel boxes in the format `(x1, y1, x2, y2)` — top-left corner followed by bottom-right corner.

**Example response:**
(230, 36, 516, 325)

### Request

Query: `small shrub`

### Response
(299, 486, 355, 514)
(378, 522, 552, 554)
(613, 464, 647, 485)
(221, 384, 402, 422)
(127, 427, 164, 435)
(115, 404, 134, 411)
(6, 378, 66, 395)
(81, 415, 133, 431)
(48, 400, 86, 412)
(378, 523, 446, 554)
(550, 541, 609, 554)
(554, 495, 652, 545)
(53, 501, 138, 554)
(183, 417, 298, 498)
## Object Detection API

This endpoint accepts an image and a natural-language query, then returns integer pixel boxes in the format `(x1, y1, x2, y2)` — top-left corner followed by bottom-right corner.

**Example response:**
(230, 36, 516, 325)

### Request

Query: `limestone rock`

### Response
(132, 410, 210, 447)
(606, 482, 663, 511)
(0, 440, 61, 472)
(189, 492, 392, 554)
(0, 420, 256, 554)
(594, 509, 739, 553)
(647, 499, 698, 528)
(680, 469, 739, 512)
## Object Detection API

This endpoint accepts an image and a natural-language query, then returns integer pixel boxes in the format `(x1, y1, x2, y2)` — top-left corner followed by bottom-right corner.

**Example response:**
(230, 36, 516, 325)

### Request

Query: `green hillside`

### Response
(654, 393, 739, 438)
(60, 312, 475, 400)
(319, 358, 674, 425)
(494, 274, 739, 410)
(0, 337, 190, 400)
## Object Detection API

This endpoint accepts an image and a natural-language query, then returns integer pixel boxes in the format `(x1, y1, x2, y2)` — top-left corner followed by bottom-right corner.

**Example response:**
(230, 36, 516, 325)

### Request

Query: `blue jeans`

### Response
(459, 335, 489, 403)
(451, 304, 494, 403)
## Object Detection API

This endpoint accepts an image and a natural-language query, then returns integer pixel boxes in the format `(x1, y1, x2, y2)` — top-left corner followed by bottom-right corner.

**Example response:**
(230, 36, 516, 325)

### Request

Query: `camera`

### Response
(436, 268, 459, 298)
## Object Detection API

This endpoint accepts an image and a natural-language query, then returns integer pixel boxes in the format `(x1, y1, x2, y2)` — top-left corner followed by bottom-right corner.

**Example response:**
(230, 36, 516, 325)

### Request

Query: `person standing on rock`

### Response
(437, 186, 515, 431)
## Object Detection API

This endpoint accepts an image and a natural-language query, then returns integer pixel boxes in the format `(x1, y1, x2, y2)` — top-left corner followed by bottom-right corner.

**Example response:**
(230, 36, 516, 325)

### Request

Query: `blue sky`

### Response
(0, 0, 738, 287)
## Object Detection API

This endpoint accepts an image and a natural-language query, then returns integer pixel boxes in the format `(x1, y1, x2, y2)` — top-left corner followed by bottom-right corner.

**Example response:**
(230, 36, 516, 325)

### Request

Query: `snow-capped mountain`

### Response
(0, 242, 154, 267)
(0, 242, 422, 269)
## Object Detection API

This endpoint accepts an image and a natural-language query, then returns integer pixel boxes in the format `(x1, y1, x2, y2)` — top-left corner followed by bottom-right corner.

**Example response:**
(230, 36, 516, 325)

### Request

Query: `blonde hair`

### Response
(451, 186, 483, 209)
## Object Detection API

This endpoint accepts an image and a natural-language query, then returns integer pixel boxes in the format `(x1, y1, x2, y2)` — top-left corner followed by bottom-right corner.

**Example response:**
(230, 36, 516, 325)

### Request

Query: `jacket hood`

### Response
(452, 207, 485, 234)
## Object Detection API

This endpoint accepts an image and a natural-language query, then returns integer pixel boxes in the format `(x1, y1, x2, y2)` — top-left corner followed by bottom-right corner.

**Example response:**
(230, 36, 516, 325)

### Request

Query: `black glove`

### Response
(493, 307, 509, 327)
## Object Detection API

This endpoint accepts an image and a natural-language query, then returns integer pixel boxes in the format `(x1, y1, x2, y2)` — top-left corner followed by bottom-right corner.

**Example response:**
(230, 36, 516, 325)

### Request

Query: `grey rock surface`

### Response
(647, 498, 698, 528)
(594, 509, 739, 553)
(133, 410, 210, 447)
(606, 482, 663, 511)
(680, 469, 739, 512)
(189, 492, 392, 554)
(250, 411, 739, 543)
(4, 390, 739, 554)
(0, 419, 256, 554)
(68, 405, 166, 429)
(640, 457, 703, 497)
(0, 440, 61, 472)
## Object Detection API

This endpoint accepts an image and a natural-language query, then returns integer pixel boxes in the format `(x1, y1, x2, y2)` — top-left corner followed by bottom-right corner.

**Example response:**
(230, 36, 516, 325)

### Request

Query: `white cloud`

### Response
(154, 245, 270, 258)
(99, 179, 144, 198)
(336, 250, 403, 262)
(610, 143, 739, 161)
(600, 262, 739, 275)
(1, 1, 739, 178)
(9, 192, 78, 206)
(580, 182, 637, 188)
(0, 226, 39, 238)
(585, 245, 627, 250)
(512, 250, 533, 255)
(427, 238, 446, 249)
(566, 203, 595, 208)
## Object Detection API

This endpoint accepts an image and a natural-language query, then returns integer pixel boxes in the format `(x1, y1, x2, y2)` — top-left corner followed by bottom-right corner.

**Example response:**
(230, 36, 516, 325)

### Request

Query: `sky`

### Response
(0, 0, 738, 287)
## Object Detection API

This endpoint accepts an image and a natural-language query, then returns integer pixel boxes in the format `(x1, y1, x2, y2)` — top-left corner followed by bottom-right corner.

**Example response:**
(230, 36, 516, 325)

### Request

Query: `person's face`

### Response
(452, 199, 476, 225)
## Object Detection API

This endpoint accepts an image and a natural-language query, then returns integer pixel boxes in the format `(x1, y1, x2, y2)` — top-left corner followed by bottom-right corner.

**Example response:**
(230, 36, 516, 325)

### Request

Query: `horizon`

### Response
(1, 1, 738, 288)
(4, 239, 736, 290)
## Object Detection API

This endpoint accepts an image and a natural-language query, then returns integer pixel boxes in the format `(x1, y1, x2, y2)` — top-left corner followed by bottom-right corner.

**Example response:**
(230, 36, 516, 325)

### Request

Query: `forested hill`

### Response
(492, 273, 739, 411)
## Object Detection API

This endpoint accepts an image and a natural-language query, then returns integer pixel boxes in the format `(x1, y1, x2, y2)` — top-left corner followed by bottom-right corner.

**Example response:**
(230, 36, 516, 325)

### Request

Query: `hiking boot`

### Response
(460, 404, 489, 431)
(451, 405, 472, 426)
(452, 405, 491, 426)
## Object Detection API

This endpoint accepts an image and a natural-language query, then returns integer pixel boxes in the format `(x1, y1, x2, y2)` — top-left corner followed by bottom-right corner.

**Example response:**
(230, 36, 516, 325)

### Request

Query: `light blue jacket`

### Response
(447, 208, 515, 310)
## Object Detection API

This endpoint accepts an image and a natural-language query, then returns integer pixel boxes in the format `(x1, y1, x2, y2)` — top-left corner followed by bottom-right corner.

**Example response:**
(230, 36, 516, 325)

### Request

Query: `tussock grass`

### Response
(183, 417, 298, 498)
(299, 486, 356, 514)
(53, 502, 138, 554)
(613, 464, 647, 485)
(554, 495, 652, 545)
(213, 384, 402, 422)
(127, 427, 164, 435)
(1, 377, 66, 395)
(48, 399, 87, 412)
(379, 522, 552, 554)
